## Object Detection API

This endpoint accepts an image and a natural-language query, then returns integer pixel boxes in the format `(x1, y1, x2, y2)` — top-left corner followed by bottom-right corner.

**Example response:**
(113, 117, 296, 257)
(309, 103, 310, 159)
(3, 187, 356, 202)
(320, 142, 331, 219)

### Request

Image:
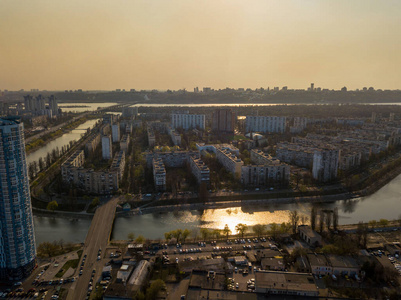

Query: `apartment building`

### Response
(147, 127, 155, 148)
(62, 150, 122, 194)
(145, 151, 199, 168)
(112, 124, 120, 143)
(167, 125, 181, 146)
(0, 117, 37, 280)
(110, 151, 126, 180)
(245, 116, 286, 133)
(216, 148, 243, 176)
(85, 133, 101, 154)
(152, 158, 166, 191)
(171, 113, 205, 130)
(312, 148, 339, 182)
(120, 134, 130, 152)
(189, 156, 210, 185)
(212, 109, 235, 133)
(102, 135, 113, 160)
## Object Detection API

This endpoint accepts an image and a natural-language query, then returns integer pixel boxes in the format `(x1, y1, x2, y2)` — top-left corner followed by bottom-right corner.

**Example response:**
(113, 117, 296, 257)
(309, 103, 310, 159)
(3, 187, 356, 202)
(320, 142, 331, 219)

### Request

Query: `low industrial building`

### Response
(298, 225, 322, 247)
(255, 271, 318, 297)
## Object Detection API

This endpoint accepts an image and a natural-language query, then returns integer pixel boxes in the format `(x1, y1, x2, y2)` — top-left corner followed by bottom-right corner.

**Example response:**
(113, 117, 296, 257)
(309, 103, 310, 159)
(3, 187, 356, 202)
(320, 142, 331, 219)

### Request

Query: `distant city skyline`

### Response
(1, 1, 401, 91)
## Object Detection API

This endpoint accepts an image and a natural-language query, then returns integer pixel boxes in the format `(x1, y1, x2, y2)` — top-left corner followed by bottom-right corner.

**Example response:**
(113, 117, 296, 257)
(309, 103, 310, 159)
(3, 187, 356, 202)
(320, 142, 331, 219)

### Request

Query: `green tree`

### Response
(212, 229, 221, 240)
(235, 223, 248, 238)
(145, 279, 165, 300)
(164, 232, 172, 242)
(200, 228, 210, 241)
(135, 235, 145, 244)
(368, 220, 377, 229)
(379, 219, 389, 227)
(91, 197, 100, 207)
(47, 200, 58, 212)
(222, 224, 231, 239)
(128, 232, 135, 241)
(172, 229, 183, 243)
(182, 229, 191, 243)
(252, 224, 266, 238)
(270, 223, 279, 239)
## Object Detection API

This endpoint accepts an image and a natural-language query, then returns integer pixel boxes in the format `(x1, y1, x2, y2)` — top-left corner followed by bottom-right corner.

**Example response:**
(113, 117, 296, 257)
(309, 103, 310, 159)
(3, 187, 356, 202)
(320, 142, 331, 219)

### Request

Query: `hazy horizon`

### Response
(1, 0, 401, 91)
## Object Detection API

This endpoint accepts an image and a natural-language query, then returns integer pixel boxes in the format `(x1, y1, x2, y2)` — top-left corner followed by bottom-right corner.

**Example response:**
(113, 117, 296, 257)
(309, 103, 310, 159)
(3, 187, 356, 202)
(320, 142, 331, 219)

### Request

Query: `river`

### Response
(58, 102, 117, 113)
(33, 171, 401, 243)
(26, 119, 99, 165)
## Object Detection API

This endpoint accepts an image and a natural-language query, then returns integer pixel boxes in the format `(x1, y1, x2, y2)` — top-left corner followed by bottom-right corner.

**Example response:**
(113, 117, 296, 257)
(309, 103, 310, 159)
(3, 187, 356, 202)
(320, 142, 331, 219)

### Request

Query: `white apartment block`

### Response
(152, 158, 166, 191)
(171, 113, 205, 130)
(312, 148, 339, 182)
(245, 116, 286, 133)
(216, 148, 243, 176)
(102, 135, 113, 160)
(189, 156, 210, 185)
(112, 124, 120, 143)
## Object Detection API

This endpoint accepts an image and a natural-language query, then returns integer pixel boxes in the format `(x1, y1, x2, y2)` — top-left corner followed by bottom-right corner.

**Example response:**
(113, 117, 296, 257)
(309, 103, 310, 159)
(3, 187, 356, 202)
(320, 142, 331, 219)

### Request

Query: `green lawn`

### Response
(55, 258, 79, 278)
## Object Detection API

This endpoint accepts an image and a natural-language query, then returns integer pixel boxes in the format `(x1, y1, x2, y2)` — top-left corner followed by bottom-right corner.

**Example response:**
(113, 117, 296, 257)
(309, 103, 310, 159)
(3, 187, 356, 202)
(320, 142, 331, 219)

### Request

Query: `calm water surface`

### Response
(26, 119, 99, 165)
(58, 102, 117, 113)
(34, 172, 401, 243)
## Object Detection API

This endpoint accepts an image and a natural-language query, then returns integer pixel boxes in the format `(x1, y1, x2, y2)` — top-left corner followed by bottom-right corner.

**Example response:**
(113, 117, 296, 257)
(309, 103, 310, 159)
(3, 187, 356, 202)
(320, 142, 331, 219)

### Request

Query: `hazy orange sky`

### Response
(1, 0, 401, 91)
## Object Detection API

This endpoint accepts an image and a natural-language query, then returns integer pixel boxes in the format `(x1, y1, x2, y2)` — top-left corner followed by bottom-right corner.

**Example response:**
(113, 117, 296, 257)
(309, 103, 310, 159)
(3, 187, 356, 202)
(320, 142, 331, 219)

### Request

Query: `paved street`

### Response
(66, 197, 118, 300)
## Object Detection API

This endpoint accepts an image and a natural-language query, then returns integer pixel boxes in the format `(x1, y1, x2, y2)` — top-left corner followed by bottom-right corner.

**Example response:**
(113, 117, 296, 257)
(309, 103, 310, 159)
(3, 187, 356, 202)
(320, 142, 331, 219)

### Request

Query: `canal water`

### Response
(26, 119, 99, 165)
(34, 171, 401, 243)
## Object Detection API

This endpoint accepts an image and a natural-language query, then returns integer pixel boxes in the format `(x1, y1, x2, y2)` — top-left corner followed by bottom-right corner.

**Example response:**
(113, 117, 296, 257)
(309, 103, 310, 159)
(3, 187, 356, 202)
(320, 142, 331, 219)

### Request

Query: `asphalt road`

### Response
(66, 197, 118, 300)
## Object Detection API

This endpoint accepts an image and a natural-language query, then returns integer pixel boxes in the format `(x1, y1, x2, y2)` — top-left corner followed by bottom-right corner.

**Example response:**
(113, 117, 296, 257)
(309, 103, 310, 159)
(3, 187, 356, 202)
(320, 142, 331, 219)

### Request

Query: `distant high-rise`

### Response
(48, 95, 58, 116)
(0, 117, 36, 280)
(212, 109, 235, 133)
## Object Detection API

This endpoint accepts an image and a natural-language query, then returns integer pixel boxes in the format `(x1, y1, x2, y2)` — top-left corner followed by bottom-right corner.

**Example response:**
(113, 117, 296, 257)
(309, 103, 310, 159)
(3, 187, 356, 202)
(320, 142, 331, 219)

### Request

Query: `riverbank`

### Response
(25, 115, 94, 155)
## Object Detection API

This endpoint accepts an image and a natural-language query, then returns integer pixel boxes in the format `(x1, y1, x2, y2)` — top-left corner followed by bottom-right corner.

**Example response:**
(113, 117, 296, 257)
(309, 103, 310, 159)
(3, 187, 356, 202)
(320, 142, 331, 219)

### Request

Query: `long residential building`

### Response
(61, 150, 122, 194)
(0, 117, 36, 280)
(216, 148, 243, 176)
(241, 149, 290, 186)
(276, 142, 339, 182)
(189, 156, 210, 185)
(171, 113, 205, 130)
(85, 133, 101, 154)
(167, 125, 181, 146)
(110, 151, 126, 180)
(245, 116, 286, 133)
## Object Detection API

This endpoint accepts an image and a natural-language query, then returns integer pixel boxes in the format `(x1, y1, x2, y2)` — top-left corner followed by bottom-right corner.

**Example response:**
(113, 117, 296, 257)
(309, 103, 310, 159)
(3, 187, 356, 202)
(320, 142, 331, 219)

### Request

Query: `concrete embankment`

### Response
(32, 207, 94, 220)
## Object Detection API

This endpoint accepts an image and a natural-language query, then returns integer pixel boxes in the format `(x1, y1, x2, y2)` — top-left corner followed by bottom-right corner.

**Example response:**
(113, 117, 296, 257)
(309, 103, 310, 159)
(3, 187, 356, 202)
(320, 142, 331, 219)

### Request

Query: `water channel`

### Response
(26, 119, 99, 165)
(31, 101, 401, 243)
(34, 171, 401, 243)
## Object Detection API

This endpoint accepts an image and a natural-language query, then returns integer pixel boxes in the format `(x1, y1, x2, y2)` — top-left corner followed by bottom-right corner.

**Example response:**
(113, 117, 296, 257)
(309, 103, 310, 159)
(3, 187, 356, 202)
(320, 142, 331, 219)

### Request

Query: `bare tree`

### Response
(311, 207, 317, 231)
(289, 210, 300, 235)
(319, 210, 325, 233)
(325, 211, 332, 231)
(333, 207, 339, 231)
